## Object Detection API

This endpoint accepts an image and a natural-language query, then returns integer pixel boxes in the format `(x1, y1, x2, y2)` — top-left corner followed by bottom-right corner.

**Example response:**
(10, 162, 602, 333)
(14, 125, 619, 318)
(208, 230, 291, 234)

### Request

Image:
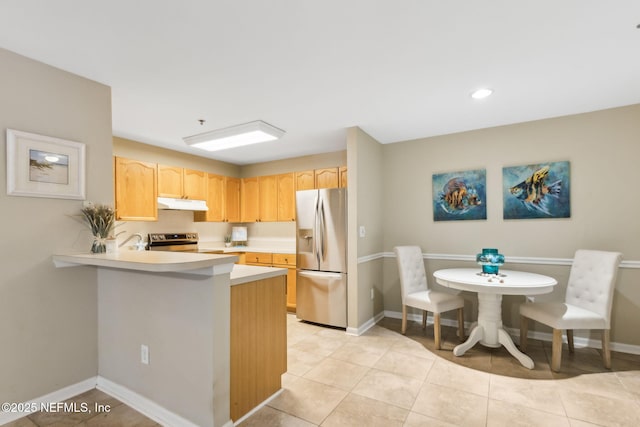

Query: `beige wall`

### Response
(114, 136, 240, 177)
(240, 150, 346, 178)
(381, 104, 640, 346)
(98, 268, 232, 426)
(0, 49, 112, 402)
(347, 127, 384, 329)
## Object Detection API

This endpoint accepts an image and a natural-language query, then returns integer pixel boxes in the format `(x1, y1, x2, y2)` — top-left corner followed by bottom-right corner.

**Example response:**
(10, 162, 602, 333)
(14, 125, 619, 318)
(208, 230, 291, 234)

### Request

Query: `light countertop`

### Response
(230, 264, 287, 286)
(53, 250, 238, 275)
(197, 242, 295, 254)
(53, 251, 287, 284)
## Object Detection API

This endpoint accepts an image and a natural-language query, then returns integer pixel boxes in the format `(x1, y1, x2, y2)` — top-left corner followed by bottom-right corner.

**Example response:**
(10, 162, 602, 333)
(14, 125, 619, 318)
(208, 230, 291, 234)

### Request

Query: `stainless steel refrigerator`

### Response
(296, 188, 347, 328)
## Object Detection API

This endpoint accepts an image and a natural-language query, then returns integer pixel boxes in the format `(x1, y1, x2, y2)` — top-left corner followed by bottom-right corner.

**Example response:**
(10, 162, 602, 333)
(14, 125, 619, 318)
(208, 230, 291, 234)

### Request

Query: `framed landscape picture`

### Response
(503, 161, 570, 219)
(432, 169, 487, 221)
(6, 129, 86, 200)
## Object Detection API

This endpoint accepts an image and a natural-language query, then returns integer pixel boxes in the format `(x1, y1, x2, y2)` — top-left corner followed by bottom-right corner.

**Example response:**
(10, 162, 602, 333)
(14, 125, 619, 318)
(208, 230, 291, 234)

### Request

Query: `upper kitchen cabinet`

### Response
(315, 168, 339, 189)
(295, 167, 346, 190)
(240, 173, 295, 222)
(158, 165, 207, 200)
(277, 173, 295, 221)
(114, 157, 158, 221)
(295, 170, 315, 191)
(258, 175, 278, 222)
(157, 165, 183, 198)
(225, 177, 241, 222)
(241, 177, 260, 222)
(339, 166, 348, 188)
(183, 169, 207, 200)
(194, 173, 225, 222)
(194, 174, 241, 223)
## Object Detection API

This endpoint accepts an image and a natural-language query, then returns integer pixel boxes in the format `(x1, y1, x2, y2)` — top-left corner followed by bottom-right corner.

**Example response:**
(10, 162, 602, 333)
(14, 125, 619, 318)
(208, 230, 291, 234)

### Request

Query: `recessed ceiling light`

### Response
(183, 120, 285, 152)
(470, 88, 493, 100)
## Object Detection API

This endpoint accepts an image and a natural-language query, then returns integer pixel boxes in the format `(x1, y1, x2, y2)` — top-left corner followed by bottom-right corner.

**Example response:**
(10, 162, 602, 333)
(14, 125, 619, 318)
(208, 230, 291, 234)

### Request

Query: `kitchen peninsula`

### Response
(52, 251, 287, 427)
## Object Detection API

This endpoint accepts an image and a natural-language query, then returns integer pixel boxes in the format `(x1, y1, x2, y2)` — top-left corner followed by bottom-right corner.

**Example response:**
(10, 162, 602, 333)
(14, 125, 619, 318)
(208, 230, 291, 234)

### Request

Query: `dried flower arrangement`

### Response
(81, 203, 115, 253)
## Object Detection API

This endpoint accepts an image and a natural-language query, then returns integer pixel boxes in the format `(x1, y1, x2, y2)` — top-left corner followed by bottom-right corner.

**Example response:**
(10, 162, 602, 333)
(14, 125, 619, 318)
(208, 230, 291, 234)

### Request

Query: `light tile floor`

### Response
(5, 315, 640, 426)
(240, 314, 640, 427)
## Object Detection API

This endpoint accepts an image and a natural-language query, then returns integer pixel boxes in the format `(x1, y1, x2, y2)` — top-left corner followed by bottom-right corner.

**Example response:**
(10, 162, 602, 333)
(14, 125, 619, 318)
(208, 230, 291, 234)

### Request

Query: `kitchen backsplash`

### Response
(114, 210, 296, 248)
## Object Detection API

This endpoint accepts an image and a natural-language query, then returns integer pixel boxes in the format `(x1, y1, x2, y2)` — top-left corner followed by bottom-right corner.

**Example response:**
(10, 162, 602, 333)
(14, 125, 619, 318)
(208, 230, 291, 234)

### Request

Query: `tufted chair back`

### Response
(565, 249, 622, 328)
(394, 246, 429, 302)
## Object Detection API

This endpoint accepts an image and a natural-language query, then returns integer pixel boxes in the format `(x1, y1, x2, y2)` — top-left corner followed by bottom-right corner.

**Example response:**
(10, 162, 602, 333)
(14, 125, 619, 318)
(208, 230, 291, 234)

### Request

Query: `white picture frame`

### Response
(6, 129, 86, 200)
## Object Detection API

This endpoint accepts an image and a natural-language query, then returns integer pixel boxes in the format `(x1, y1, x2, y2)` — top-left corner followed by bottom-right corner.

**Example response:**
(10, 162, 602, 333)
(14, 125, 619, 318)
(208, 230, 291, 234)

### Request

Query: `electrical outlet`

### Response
(370, 288, 374, 300)
(141, 344, 149, 365)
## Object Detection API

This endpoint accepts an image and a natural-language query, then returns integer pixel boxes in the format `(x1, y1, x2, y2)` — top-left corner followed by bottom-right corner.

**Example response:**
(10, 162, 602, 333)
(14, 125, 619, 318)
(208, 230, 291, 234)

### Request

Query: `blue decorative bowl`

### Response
(476, 248, 505, 275)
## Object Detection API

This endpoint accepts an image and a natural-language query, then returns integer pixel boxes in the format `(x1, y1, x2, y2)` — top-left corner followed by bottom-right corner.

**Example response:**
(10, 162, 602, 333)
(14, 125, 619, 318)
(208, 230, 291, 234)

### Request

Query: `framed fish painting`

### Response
(503, 161, 570, 219)
(432, 169, 487, 221)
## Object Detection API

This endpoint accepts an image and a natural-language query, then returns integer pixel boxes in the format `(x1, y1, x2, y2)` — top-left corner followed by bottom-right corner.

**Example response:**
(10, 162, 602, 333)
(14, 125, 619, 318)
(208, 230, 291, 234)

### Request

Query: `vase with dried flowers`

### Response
(81, 203, 115, 253)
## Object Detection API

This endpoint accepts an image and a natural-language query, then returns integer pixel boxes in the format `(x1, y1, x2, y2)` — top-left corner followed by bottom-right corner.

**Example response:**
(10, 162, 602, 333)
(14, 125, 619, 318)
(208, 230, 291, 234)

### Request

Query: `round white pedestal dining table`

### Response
(433, 268, 557, 369)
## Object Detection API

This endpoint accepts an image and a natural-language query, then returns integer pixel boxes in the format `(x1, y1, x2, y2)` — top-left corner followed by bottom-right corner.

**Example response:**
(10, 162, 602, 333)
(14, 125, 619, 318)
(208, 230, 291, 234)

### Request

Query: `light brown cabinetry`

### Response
(226, 177, 241, 222)
(315, 167, 340, 189)
(295, 170, 315, 191)
(195, 174, 241, 223)
(245, 252, 297, 312)
(295, 167, 347, 191)
(230, 275, 286, 421)
(114, 157, 158, 221)
(258, 175, 278, 222)
(158, 165, 207, 200)
(242, 174, 295, 222)
(194, 173, 225, 222)
(272, 253, 297, 312)
(157, 165, 183, 198)
(277, 173, 296, 221)
(245, 252, 273, 266)
(183, 169, 207, 200)
(240, 177, 260, 222)
(339, 166, 348, 188)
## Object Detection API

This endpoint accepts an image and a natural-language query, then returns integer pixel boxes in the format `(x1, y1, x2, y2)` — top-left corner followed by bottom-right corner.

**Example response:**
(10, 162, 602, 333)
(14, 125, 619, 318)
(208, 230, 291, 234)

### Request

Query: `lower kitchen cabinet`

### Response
(272, 253, 297, 312)
(245, 252, 273, 266)
(230, 276, 286, 422)
(246, 252, 297, 312)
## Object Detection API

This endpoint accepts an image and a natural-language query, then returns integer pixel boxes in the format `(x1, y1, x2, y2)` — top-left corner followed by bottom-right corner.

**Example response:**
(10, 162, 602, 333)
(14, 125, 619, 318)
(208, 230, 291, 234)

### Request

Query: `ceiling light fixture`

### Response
(183, 120, 285, 152)
(470, 88, 493, 100)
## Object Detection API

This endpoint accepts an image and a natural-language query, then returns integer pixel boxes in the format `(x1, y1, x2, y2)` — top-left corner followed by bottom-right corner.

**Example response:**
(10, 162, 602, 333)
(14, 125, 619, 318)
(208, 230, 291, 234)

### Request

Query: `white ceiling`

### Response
(1, 1, 639, 165)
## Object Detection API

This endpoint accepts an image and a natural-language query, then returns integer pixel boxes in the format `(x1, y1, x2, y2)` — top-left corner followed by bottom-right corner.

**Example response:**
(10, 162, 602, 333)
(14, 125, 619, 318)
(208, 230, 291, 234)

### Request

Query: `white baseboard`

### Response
(0, 377, 97, 425)
(346, 311, 385, 336)
(383, 310, 640, 355)
(96, 376, 218, 427)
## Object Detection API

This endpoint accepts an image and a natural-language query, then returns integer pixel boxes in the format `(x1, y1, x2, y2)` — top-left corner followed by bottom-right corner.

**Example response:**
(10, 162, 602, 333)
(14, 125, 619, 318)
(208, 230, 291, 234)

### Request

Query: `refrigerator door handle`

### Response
(318, 198, 326, 262)
(298, 270, 344, 279)
(314, 194, 321, 266)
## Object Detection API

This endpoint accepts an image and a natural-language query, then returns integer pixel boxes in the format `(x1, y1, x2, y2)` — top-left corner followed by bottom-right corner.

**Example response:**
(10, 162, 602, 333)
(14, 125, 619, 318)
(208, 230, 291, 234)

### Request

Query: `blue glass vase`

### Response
(476, 248, 505, 275)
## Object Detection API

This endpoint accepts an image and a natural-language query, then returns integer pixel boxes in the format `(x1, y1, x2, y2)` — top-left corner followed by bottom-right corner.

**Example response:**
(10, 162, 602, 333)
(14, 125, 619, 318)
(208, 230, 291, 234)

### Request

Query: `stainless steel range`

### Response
(147, 232, 200, 252)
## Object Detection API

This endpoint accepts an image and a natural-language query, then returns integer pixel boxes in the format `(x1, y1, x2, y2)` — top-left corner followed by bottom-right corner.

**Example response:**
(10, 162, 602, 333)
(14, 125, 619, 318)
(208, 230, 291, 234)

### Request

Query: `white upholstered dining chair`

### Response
(394, 246, 465, 349)
(519, 249, 622, 372)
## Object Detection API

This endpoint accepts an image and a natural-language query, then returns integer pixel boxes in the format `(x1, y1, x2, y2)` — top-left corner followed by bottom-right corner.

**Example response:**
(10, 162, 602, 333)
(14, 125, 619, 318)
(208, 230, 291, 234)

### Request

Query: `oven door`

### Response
(148, 243, 199, 252)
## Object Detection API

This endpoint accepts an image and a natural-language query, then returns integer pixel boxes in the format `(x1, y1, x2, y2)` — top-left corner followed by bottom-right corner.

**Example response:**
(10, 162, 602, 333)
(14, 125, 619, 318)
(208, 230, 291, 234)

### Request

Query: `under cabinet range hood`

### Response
(157, 197, 208, 211)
